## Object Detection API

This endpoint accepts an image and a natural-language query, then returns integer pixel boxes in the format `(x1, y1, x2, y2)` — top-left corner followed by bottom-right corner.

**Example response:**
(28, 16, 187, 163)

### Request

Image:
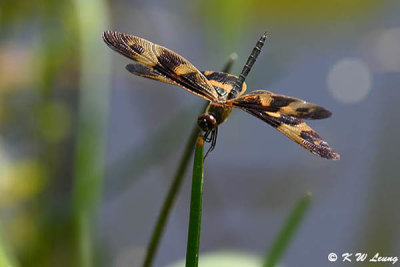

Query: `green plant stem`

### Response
(0, 226, 19, 267)
(263, 193, 312, 267)
(185, 135, 205, 267)
(142, 125, 200, 267)
(142, 53, 237, 267)
(221, 53, 238, 73)
(72, 0, 110, 266)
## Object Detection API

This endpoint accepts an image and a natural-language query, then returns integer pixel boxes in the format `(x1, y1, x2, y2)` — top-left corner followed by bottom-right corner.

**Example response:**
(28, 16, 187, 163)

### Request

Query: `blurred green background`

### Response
(1, 0, 400, 266)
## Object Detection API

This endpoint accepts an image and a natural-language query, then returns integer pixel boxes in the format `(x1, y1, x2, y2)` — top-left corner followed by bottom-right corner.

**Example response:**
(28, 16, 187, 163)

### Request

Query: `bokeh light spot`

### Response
(327, 58, 371, 104)
(167, 251, 262, 267)
(376, 28, 400, 72)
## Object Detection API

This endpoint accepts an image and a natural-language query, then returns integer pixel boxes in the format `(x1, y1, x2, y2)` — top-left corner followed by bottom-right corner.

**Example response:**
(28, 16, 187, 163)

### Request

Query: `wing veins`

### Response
(240, 107, 339, 160)
(103, 31, 220, 102)
(229, 90, 332, 119)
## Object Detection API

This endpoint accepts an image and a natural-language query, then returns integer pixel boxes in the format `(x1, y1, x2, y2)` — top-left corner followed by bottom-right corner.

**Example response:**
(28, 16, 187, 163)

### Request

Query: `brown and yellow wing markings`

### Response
(102, 31, 220, 102)
(125, 63, 180, 86)
(104, 31, 339, 160)
(229, 91, 339, 160)
(202, 71, 247, 100)
(229, 90, 332, 119)
(243, 109, 339, 160)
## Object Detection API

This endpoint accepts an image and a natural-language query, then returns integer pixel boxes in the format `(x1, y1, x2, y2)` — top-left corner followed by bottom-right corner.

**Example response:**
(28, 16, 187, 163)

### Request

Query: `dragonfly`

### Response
(102, 30, 340, 160)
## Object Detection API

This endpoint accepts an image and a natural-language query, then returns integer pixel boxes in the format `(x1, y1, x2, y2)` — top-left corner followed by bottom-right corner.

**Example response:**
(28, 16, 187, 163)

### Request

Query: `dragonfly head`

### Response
(197, 113, 217, 132)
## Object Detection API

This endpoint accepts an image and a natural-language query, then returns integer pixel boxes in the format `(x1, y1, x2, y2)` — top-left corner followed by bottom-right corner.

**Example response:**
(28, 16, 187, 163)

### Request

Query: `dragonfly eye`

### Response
(197, 113, 217, 132)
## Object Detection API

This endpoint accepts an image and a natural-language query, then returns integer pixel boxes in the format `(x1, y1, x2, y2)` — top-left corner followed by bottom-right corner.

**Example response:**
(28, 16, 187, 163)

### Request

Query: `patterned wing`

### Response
(229, 90, 332, 119)
(125, 63, 179, 86)
(202, 71, 247, 100)
(229, 91, 339, 160)
(102, 31, 220, 102)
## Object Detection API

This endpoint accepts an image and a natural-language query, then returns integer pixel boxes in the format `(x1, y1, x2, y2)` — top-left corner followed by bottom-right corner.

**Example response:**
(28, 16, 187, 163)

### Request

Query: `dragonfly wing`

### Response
(103, 31, 220, 102)
(229, 91, 339, 160)
(230, 90, 332, 119)
(126, 63, 179, 86)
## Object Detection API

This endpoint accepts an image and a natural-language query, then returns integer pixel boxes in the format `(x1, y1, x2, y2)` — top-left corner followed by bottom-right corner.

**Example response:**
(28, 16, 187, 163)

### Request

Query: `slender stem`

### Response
(142, 53, 237, 267)
(142, 125, 200, 267)
(0, 226, 19, 267)
(263, 193, 312, 267)
(185, 135, 204, 267)
(221, 53, 238, 73)
(72, 0, 110, 266)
